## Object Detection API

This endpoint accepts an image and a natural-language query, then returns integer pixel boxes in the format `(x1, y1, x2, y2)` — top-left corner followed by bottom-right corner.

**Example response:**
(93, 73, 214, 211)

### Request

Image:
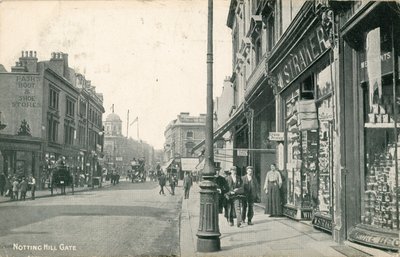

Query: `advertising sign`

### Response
(269, 132, 284, 141)
(0, 74, 42, 137)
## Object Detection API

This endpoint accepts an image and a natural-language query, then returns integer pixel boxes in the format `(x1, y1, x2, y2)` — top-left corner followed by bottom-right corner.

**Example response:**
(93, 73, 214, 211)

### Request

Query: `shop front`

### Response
(340, 2, 400, 251)
(269, 6, 335, 226)
(0, 135, 42, 181)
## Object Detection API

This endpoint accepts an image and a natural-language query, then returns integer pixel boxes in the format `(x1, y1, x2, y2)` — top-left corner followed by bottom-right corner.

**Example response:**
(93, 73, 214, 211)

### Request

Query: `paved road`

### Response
(0, 181, 182, 257)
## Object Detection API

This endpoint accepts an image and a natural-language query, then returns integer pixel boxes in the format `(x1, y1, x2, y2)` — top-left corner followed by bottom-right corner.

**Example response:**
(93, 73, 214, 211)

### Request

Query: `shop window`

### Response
(361, 25, 399, 231)
(300, 76, 314, 100)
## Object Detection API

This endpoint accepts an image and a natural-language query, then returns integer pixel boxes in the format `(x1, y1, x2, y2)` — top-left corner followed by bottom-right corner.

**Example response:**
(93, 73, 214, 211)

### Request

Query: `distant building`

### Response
(103, 112, 155, 175)
(163, 112, 205, 178)
(0, 51, 105, 188)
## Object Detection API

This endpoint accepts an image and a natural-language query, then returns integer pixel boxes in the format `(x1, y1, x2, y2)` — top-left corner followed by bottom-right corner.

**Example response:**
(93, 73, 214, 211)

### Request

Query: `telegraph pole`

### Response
(196, 0, 220, 252)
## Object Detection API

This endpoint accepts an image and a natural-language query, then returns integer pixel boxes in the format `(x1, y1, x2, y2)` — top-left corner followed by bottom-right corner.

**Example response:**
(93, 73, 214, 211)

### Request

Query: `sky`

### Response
(0, 0, 232, 149)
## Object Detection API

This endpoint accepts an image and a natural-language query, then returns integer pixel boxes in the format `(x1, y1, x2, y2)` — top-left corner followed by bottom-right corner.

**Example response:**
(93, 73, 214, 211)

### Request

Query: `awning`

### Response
(180, 158, 200, 172)
(192, 104, 245, 153)
(161, 159, 174, 171)
(195, 159, 205, 171)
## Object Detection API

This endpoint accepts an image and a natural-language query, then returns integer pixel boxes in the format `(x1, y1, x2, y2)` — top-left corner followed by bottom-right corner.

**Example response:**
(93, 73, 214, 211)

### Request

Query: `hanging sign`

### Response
(269, 132, 284, 141)
(237, 149, 248, 156)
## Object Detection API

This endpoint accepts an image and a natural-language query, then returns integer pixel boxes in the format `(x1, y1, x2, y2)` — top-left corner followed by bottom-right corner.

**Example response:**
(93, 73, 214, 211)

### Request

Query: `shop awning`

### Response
(161, 159, 174, 171)
(195, 159, 205, 171)
(180, 158, 200, 172)
(192, 104, 245, 153)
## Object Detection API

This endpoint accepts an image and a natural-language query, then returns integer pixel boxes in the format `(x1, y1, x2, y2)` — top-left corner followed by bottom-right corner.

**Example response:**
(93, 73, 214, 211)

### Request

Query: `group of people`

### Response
(157, 171, 179, 195)
(0, 174, 36, 201)
(216, 166, 260, 227)
(216, 164, 283, 227)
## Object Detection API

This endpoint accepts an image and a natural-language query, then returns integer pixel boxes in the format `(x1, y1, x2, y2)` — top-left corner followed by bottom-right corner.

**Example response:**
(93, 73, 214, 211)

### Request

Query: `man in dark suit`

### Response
(242, 166, 260, 225)
(225, 166, 244, 227)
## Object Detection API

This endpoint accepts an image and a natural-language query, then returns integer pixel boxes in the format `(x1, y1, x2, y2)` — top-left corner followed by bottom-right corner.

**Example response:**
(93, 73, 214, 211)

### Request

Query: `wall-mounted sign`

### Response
(269, 132, 284, 141)
(275, 25, 331, 91)
(115, 157, 123, 161)
(237, 149, 248, 157)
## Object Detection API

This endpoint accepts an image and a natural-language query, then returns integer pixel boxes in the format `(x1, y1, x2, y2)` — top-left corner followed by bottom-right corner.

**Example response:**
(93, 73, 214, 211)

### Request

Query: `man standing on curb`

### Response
(242, 166, 260, 225)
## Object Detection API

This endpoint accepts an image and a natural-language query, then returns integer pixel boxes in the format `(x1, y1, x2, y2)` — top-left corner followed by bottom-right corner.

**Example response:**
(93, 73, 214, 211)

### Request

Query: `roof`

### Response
(181, 158, 200, 171)
(106, 113, 122, 122)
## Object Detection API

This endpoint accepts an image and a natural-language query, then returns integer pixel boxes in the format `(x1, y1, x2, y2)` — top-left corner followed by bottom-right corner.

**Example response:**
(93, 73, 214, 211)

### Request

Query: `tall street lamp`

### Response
(196, 0, 220, 252)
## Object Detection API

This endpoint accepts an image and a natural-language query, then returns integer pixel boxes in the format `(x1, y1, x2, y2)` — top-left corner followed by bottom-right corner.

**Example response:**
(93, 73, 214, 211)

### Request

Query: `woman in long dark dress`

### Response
(264, 164, 283, 216)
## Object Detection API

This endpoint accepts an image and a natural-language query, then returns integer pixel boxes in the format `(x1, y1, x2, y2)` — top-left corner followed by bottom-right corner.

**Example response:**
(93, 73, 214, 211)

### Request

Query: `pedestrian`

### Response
(12, 177, 19, 201)
(158, 172, 166, 195)
(0, 173, 5, 196)
(264, 163, 283, 217)
(5, 176, 12, 198)
(19, 177, 28, 201)
(241, 166, 260, 225)
(215, 169, 229, 214)
(169, 174, 176, 195)
(28, 175, 36, 200)
(225, 166, 244, 227)
(183, 172, 192, 199)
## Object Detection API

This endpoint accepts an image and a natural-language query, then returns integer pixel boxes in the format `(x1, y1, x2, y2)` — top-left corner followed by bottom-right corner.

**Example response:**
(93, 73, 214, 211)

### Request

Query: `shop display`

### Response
(363, 146, 398, 230)
(317, 97, 334, 214)
(285, 90, 301, 207)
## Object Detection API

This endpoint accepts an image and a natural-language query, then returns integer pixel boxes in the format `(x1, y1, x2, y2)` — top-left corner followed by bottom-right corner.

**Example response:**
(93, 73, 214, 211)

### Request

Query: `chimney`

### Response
(18, 50, 38, 73)
(62, 53, 69, 78)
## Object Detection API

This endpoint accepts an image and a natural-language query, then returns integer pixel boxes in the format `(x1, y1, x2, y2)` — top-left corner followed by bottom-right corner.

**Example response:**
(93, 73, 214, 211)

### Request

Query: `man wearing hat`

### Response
(241, 166, 260, 225)
(225, 166, 244, 227)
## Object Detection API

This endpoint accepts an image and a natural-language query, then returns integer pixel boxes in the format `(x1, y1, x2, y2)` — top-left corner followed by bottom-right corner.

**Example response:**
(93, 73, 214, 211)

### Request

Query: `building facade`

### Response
(193, 0, 400, 252)
(0, 51, 105, 189)
(103, 112, 155, 176)
(163, 113, 206, 177)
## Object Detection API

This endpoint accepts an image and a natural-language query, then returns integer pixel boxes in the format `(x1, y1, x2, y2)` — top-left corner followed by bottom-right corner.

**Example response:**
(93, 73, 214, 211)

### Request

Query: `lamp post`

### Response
(196, 0, 220, 252)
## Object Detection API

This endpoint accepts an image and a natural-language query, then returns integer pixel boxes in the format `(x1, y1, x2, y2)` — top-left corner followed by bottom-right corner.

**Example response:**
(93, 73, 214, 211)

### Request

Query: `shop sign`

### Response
(115, 157, 123, 161)
(349, 228, 399, 250)
(301, 210, 313, 220)
(269, 132, 284, 141)
(275, 25, 331, 90)
(237, 149, 248, 157)
(312, 215, 332, 232)
(359, 51, 393, 82)
(283, 206, 297, 219)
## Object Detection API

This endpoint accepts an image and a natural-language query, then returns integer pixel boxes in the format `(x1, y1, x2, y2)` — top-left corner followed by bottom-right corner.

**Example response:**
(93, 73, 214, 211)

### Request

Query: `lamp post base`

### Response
(197, 236, 220, 252)
(196, 178, 221, 252)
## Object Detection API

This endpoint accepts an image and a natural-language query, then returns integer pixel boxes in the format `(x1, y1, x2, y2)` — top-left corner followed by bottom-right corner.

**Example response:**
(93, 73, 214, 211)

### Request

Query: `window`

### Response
(255, 37, 262, 65)
(267, 13, 275, 52)
(66, 98, 75, 117)
(47, 118, 59, 142)
(186, 131, 193, 139)
(49, 87, 59, 110)
(64, 124, 75, 145)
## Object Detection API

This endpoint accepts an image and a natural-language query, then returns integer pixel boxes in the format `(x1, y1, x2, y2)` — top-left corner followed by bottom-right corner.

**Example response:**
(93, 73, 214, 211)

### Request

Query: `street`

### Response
(0, 181, 182, 257)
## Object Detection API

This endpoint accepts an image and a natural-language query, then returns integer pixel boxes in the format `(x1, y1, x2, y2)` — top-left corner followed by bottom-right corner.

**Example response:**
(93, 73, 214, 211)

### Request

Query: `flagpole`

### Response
(127, 109, 129, 138)
(137, 117, 139, 140)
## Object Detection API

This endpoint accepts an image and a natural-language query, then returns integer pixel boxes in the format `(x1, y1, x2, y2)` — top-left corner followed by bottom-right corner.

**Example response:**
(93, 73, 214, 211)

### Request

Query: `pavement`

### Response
(0, 180, 113, 203)
(180, 183, 396, 257)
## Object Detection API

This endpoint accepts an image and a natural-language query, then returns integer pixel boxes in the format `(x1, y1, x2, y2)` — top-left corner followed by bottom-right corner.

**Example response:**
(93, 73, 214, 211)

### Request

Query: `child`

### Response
(12, 178, 19, 201)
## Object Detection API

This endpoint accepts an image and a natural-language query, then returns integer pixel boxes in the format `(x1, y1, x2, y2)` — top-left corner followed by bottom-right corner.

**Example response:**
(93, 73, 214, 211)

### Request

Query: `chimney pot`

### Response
(34, 51, 37, 58)
(21, 51, 24, 57)
(15, 62, 19, 66)
(51, 52, 55, 59)
(25, 51, 28, 57)
(29, 51, 33, 57)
